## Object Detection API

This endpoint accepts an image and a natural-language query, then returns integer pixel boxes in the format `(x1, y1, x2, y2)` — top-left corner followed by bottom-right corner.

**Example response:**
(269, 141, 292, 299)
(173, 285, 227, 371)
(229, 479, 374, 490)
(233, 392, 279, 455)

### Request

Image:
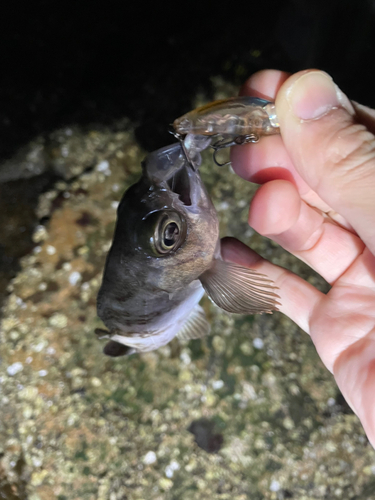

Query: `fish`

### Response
(173, 96, 280, 166)
(96, 141, 280, 357)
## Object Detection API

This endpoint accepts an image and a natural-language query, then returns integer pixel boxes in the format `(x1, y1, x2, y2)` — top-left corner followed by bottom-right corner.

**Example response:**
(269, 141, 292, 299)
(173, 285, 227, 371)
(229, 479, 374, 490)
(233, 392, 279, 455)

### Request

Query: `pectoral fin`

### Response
(199, 259, 280, 314)
(177, 304, 211, 341)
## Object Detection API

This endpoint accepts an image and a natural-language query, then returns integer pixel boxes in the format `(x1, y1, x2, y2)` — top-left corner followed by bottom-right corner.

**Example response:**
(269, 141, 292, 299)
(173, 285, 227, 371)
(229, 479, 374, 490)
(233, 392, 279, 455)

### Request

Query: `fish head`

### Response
(102, 143, 219, 294)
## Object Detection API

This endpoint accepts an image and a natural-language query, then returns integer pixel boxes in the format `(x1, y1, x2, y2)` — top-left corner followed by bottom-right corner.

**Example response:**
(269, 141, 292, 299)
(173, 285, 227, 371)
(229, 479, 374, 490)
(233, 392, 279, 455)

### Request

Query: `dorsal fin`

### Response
(199, 259, 280, 314)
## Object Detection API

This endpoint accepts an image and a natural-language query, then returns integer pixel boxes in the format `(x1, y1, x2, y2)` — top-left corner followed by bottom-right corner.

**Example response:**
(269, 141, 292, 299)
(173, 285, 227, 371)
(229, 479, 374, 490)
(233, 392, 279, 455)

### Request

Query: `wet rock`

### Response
(0, 139, 47, 183)
(0, 90, 374, 500)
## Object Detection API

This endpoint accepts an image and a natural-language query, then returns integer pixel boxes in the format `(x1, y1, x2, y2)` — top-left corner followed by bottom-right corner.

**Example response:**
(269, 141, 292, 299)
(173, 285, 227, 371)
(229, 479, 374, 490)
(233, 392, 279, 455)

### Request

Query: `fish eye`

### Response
(162, 222, 179, 248)
(143, 210, 187, 256)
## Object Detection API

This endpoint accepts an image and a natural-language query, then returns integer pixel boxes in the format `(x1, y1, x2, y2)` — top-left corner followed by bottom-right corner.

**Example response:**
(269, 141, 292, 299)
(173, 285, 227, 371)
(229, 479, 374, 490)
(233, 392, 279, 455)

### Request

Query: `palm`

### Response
(311, 247, 375, 370)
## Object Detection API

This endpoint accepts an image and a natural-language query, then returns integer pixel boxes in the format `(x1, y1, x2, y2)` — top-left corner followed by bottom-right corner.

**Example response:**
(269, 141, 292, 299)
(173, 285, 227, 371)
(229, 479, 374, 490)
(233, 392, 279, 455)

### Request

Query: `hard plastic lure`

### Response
(173, 96, 280, 166)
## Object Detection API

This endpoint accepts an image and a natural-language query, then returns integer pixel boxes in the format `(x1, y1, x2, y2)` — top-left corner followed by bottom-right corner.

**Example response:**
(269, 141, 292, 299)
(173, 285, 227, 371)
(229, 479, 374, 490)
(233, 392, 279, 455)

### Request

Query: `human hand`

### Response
(221, 69, 375, 447)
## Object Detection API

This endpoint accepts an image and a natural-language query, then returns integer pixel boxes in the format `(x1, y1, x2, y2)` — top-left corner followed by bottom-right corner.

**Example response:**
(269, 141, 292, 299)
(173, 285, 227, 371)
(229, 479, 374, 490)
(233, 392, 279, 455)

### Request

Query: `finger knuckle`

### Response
(325, 123, 375, 183)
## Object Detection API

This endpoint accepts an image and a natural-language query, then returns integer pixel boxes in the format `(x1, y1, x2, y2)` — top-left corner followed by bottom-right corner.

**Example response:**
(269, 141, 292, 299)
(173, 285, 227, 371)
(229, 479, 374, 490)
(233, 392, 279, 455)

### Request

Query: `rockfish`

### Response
(97, 142, 279, 356)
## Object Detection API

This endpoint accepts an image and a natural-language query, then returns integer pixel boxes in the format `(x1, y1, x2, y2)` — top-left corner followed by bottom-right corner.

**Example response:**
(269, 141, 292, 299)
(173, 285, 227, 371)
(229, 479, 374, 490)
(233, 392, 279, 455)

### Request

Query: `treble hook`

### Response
(212, 148, 230, 167)
(211, 133, 260, 167)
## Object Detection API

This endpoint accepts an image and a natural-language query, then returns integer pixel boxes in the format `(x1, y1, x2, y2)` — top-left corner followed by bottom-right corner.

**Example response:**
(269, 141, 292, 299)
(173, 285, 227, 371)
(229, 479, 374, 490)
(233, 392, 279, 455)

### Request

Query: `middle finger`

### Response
(249, 179, 365, 284)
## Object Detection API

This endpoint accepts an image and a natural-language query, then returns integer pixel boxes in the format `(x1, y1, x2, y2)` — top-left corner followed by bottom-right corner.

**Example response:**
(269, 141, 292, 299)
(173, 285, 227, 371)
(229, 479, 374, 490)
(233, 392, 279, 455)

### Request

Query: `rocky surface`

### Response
(1, 87, 375, 499)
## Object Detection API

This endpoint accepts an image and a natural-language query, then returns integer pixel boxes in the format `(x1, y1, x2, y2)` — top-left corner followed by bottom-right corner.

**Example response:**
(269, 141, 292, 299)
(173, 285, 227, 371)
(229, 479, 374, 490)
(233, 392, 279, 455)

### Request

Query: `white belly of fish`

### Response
(110, 281, 205, 352)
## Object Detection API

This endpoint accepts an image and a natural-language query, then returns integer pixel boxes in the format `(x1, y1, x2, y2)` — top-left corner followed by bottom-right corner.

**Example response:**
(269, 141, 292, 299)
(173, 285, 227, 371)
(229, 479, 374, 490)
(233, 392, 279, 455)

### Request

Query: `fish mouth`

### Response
(167, 164, 192, 206)
(143, 142, 202, 208)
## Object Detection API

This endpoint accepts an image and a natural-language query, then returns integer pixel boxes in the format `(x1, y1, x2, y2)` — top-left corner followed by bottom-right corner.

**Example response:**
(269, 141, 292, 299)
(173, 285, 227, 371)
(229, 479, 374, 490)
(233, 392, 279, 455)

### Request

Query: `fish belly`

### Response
(110, 281, 205, 352)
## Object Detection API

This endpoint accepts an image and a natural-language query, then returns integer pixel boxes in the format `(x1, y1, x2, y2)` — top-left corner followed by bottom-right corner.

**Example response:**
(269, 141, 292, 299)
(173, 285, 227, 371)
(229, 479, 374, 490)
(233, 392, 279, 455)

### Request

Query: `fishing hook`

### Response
(211, 133, 260, 167)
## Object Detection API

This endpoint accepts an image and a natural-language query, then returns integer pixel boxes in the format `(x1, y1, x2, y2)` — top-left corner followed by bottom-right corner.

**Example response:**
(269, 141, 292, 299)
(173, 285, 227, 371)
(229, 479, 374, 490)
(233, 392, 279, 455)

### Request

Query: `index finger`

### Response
(233, 71, 312, 195)
(233, 71, 340, 218)
(239, 69, 290, 100)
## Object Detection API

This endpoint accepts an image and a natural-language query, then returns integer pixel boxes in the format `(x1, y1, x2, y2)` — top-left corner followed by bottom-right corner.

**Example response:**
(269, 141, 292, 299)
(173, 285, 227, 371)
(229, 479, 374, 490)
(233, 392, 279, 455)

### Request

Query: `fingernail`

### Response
(288, 71, 346, 120)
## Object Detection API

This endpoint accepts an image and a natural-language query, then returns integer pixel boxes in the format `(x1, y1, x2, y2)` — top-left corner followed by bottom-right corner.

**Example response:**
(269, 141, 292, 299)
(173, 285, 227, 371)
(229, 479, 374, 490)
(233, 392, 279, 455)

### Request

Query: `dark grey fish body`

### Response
(97, 143, 279, 356)
(97, 143, 219, 353)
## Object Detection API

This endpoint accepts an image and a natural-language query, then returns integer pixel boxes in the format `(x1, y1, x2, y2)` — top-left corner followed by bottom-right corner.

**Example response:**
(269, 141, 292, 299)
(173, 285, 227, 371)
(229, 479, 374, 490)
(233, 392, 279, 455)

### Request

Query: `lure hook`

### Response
(211, 133, 260, 167)
(212, 148, 230, 167)
(211, 133, 260, 150)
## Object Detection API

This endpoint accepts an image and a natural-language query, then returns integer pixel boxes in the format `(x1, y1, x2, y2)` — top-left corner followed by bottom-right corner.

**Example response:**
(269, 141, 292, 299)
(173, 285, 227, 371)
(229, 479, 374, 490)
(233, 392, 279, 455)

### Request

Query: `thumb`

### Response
(275, 70, 375, 254)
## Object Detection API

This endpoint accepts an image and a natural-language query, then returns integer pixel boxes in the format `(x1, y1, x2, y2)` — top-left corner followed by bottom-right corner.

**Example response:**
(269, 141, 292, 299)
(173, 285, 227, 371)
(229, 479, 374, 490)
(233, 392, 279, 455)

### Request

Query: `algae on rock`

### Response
(1, 109, 374, 500)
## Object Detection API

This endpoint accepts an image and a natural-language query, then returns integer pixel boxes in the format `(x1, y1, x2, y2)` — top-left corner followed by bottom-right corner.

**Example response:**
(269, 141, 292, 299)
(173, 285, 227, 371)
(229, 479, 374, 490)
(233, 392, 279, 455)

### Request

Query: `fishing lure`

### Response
(173, 96, 280, 166)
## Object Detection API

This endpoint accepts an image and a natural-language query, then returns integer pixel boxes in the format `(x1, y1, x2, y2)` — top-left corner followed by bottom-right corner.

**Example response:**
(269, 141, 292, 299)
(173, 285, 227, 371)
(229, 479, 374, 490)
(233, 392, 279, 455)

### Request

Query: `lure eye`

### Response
(143, 210, 187, 256)
(174, 117, 191, 134)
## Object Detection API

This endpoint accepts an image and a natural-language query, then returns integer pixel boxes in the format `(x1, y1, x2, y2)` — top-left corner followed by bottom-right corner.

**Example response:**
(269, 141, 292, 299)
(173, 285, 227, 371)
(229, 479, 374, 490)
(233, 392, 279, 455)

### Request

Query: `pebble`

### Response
(32, 225, 48, 243)
(212, 380, 224, 390)
(7, 362, 23, 376)
(91, 377, 102, 387)
(158, 478, 173, 490)
(253, 338, 264, 349)
(270, 480, 280, 492)
(143, 451, 157, 465)
(180, 351, 191, 365)
(165, 460, 180, 478)
(240, 341, 253, 355)
(212, 335, 226, 354)
(96, 160, 110, 172)
(46, 245, 56, 255)
(48, 313, 68, 329)
(69, 271, 81, 286)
